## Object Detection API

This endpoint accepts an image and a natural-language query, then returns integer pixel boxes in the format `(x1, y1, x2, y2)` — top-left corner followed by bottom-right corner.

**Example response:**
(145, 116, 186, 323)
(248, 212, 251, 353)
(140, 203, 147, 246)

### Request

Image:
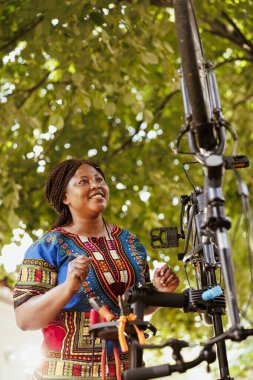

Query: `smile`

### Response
(89, 193, 105, 199)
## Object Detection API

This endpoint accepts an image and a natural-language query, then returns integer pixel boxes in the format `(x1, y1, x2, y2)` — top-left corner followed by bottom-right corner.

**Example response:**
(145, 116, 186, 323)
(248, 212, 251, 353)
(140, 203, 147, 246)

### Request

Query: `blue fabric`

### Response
(17, 226, 150, 315)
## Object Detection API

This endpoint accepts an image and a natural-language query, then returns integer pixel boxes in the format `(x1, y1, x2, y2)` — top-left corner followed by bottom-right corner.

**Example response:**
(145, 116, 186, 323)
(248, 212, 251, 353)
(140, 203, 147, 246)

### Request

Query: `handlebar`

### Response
(123, 345, 216, 380)
(124, 285, 187, 309)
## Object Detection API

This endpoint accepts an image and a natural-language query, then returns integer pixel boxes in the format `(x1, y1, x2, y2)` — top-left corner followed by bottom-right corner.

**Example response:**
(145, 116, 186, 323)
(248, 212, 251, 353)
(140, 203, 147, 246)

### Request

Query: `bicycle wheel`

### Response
(174, 0, 217, 151)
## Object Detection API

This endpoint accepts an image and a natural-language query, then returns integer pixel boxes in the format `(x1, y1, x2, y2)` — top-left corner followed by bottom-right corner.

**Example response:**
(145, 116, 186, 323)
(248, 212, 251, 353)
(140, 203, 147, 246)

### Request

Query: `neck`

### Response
(64, 216, 106, 236)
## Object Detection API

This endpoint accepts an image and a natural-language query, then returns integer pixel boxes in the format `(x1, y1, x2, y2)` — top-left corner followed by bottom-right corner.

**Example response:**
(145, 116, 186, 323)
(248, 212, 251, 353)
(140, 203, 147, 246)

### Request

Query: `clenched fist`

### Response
(153, 264, 179, 293)
(65, 255, 93, 293)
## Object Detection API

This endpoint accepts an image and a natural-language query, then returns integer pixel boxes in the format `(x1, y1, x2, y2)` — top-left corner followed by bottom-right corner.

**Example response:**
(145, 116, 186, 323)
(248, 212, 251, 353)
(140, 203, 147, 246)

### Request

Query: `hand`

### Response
(153, 264, 179, 293)
(65, 255, 93, 293)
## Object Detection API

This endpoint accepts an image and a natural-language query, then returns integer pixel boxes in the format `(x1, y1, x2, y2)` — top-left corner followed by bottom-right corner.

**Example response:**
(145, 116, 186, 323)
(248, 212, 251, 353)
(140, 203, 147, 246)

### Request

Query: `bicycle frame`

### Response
(175, 0, 241, 332)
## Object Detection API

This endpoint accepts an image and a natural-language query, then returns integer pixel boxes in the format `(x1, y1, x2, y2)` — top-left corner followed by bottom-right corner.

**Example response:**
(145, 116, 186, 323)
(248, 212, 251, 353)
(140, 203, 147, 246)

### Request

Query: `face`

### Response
(63, 164, 109, 218)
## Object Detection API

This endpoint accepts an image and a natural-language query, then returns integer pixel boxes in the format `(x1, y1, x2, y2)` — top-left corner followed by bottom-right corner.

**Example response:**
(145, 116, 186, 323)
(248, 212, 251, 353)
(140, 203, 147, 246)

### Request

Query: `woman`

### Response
(13, 159, 179, 380)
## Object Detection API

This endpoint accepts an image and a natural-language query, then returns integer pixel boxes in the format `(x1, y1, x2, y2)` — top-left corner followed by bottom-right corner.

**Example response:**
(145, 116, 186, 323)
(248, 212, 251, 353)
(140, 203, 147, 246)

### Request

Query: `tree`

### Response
(0, 0, 253, 376)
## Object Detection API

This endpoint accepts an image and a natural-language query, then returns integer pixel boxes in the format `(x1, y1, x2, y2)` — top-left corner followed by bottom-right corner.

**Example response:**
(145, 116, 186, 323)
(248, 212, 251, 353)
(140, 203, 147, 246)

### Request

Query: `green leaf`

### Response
(143, 109, 154, 123)
(140, 52, 159, 65)
(92, 92, 104, 109)
(72, 72, 85, 87)
(104, 102, 116, 117)
(89, 11, 105, 26)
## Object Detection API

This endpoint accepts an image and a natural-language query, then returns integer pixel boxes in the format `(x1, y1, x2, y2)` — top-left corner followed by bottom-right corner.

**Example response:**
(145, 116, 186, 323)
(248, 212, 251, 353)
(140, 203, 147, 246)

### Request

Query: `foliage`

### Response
(0, 0, 253, 377)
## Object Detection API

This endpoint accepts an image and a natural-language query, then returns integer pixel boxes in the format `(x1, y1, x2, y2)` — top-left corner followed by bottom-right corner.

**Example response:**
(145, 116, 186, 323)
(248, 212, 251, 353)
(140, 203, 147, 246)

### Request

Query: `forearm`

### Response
(15, 282, 76, 331)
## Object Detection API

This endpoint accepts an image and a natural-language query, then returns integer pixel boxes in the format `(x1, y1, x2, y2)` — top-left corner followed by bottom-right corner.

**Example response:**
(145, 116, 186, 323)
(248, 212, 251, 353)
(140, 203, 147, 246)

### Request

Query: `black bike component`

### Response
(123, 284, 187, 310)
(123, 345, 216, 380)
(184, 288, 226, 315)
(174, 0, 217, 151)
(224, 155, 250, 170)
(150, 195, 189, 250)
(133, 337, 190, 351)
(89, 320, 156, 341)
(206, 327, 253, 346)
(150, 227, 182, 248)
(176, 183, 232, 376)
(124, 285, 225, 320)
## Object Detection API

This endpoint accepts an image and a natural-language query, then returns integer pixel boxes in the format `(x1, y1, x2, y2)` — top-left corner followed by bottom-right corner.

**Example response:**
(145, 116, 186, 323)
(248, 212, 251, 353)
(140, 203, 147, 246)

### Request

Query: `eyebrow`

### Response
(77, 174, 102, 179)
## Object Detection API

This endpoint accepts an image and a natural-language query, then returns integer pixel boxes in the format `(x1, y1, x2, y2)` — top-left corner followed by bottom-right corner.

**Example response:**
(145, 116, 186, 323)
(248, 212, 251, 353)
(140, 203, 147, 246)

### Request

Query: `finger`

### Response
(161, 270, 176, 283)
(158, 268, 173, 284)
(70, 268, 89, 280)
(154, 264, 169, 277)
(163, 278, 180, 289)
(79, 272, 89, 281)
(153, 268, 162, 278)
(160, 268, 173, 280)
(169, 280, 180, 291)
(69, 257, 92, 268)
(159, 269, 178, 284)
(68, 261, 90, 272)
(75, 255, 93, 263)
(159, 264, 170, 276)
(70, 261, 91, 270)
(163, 276, 179, 286)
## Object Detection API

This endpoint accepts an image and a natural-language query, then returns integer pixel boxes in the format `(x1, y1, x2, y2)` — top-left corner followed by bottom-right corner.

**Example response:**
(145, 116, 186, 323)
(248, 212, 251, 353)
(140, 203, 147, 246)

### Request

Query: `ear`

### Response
(62, 192, 70, 205)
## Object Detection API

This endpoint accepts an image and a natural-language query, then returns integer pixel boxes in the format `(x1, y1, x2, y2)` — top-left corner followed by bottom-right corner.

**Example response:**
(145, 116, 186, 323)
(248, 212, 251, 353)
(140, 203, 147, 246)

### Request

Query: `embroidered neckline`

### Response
(53, 225, 117, 239)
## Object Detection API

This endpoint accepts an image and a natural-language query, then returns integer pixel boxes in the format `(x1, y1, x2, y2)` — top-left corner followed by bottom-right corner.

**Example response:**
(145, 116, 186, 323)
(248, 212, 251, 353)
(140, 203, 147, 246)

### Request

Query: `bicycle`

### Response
(122, 1, 253, 379)
(88, 1, 252, 379)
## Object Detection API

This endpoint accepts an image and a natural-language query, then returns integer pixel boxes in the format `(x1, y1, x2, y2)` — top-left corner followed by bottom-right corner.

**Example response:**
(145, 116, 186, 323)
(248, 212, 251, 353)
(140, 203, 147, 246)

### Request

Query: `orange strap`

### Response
(117, 313, 145, 353)
(113, 344, 122, 380)
(118, 315, 128, 352)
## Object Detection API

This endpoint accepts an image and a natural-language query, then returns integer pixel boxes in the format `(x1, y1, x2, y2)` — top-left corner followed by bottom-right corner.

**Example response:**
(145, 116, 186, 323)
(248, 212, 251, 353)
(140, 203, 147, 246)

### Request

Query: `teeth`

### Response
(91, 194, 104, 199)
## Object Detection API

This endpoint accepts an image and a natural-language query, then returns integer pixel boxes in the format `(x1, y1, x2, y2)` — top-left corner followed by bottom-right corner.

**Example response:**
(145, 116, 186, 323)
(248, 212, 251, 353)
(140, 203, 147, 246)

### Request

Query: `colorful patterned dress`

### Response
(13, 225, 150, 380)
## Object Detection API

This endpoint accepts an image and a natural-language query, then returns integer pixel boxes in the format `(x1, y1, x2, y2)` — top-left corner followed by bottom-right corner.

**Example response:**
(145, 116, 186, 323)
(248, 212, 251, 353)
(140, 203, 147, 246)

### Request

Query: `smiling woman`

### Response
(13, 158, 180, 380)
(62, 164, 110, 230)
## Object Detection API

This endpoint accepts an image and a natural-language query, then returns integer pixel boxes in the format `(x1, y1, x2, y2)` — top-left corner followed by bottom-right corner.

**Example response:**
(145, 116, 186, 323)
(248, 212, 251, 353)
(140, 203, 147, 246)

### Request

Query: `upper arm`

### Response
(13, 237, 58, 309)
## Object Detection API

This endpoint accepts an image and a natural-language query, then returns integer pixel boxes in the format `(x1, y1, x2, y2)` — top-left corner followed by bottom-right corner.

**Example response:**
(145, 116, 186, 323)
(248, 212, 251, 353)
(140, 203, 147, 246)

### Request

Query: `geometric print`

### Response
(14, 225, 149, 379)
(13, 259, 58, 308)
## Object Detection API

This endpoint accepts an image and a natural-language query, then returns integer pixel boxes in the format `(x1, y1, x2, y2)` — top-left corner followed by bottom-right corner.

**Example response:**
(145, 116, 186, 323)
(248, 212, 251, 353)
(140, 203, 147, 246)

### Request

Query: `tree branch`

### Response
(0, 15, 44, 52)
(221, 11, 253, 52)
(150, 0, 173, 7)
(115, 0, 173, 6)
(233, 92, 253, 110)
(13, 64, 61, 108)
(20, 111, 71, 178)
(214, 56, 253, 69)
(110, 89, 180, 156)
(203, 13, 253, 56)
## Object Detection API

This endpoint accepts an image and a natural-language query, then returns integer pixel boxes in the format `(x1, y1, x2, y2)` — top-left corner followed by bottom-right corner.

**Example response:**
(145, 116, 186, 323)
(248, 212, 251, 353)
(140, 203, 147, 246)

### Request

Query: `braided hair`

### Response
(45, 159, 105, 229)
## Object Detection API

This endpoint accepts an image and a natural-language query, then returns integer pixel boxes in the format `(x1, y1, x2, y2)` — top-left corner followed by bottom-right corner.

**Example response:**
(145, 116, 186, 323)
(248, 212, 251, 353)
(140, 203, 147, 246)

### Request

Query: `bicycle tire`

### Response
(174, 0, 217, 151)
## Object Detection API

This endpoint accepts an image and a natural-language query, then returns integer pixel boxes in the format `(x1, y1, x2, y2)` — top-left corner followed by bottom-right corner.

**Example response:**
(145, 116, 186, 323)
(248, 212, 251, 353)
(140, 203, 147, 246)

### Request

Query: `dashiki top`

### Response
(13, 225, 150, 380)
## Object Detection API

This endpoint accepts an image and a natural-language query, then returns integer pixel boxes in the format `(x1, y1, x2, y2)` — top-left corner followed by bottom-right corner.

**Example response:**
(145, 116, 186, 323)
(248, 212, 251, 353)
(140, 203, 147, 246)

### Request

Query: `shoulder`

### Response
(114, 226, 147, 253)
(114, 225, 141, 240)
(23, 230, 64, 266)
(32, 230, 64, 249)
(112, 225, 132, 239)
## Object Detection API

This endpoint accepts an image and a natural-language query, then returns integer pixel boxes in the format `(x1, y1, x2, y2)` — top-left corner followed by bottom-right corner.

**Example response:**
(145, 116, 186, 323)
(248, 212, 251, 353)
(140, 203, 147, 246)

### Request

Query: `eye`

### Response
(78, 178, 89, 184)
(96, 176, 104, 183)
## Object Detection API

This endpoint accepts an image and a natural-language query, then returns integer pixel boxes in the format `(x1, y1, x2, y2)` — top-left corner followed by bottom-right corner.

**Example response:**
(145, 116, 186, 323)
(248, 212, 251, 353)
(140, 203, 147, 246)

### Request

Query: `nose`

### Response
(90, 179, 100, 189)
